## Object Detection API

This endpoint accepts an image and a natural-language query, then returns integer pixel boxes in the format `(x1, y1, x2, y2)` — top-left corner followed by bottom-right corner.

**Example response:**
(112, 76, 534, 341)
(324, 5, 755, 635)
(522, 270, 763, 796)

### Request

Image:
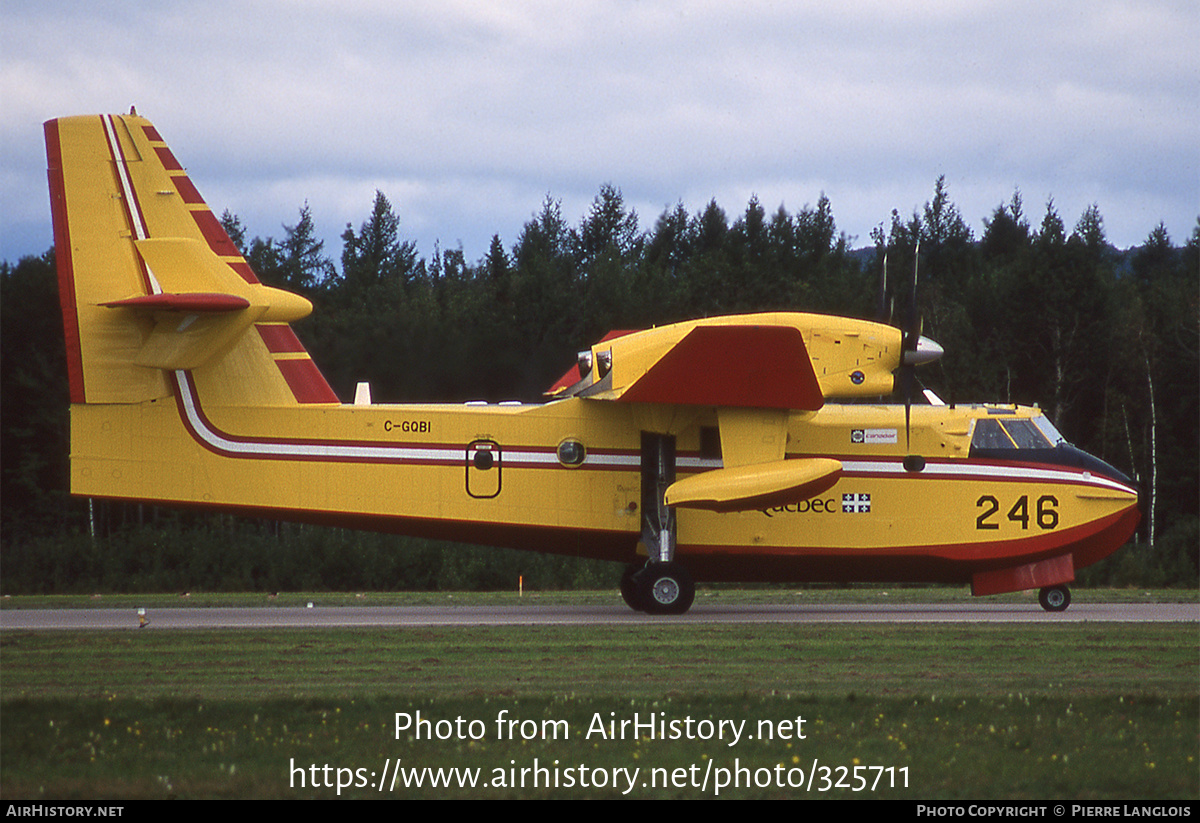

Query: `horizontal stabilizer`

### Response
(99, 237, 315, 371)
(101, 293, 251, 312)
(132, 237, 312, 324)
(665, 457, 842, 512)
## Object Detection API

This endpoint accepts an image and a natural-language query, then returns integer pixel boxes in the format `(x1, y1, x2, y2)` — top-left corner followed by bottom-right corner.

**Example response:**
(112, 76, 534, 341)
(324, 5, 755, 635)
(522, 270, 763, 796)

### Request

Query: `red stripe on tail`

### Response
(44, 119, 86, 403)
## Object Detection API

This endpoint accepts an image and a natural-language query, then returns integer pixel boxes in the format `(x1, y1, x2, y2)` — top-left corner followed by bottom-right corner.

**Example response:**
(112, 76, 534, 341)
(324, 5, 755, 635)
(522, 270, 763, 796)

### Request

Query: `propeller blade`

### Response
(902, 240, 921, 451)
(876, 251, 889, 323)
(909, 239, 920, 328)
(903, 366, 913, 450)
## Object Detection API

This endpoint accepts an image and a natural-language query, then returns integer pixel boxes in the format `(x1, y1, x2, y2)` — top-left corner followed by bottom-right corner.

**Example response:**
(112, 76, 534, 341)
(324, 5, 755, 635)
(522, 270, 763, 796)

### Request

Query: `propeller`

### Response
(894, 240, 944, 469)
(900, 240, 920, 452)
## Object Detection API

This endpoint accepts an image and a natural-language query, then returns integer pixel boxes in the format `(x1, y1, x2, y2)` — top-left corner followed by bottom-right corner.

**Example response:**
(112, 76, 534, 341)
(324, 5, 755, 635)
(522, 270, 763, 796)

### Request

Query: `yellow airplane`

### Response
(45, 112, 1141, 614)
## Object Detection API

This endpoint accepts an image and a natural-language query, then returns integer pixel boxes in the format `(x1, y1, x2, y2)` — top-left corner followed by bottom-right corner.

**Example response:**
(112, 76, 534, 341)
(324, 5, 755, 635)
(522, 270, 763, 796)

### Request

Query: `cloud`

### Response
(3, 0, 1196, 265)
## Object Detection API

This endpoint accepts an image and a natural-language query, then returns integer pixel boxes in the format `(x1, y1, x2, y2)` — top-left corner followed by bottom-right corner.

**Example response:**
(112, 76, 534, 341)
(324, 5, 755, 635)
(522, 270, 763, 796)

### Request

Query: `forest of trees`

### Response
(2, 178, 1197, 592)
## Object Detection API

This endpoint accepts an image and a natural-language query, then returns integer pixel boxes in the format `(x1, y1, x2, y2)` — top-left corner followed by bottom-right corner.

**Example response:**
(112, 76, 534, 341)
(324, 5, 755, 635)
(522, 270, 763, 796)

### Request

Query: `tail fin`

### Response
(45, 113, 338, 406)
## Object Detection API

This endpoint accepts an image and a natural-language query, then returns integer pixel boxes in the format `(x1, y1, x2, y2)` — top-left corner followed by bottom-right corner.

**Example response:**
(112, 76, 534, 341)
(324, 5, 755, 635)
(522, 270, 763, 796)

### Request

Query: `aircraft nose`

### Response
(1054, 443, 1136, 488)
(902, 336, 944, 366)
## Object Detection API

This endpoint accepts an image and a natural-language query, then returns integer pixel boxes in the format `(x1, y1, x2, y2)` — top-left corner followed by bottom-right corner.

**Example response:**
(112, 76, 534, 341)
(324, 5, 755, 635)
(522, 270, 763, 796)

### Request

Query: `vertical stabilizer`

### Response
(45, 113, 338, 407)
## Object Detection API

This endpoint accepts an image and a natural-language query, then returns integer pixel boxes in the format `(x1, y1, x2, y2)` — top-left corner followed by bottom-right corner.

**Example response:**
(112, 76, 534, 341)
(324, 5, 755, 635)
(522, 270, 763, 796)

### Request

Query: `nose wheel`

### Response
(1038, 585, 1071, 612)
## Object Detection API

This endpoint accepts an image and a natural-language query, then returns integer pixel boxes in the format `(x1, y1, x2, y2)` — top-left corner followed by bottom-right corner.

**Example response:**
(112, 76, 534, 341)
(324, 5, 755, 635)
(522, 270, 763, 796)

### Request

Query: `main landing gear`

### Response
(620, 561, 696, 615)
(621, 432, 697, 615)
(1038, 585, 1071, 612)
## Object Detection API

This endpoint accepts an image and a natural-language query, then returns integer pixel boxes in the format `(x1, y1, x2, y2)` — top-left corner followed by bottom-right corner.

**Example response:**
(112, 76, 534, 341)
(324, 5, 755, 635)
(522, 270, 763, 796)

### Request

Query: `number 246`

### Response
(976, 495, 1059, 530)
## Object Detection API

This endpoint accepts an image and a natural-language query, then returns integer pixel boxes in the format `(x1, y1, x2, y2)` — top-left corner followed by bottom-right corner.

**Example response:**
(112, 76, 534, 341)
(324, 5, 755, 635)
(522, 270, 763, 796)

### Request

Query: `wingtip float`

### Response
(46, 112, 1140, 614)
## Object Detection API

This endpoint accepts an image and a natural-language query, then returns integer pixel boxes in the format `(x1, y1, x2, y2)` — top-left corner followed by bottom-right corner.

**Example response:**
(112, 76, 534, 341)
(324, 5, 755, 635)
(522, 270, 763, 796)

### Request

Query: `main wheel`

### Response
(636, 563, 695, 615)
(1038, 585, 1071, 612)
(620, 564, 647, 612)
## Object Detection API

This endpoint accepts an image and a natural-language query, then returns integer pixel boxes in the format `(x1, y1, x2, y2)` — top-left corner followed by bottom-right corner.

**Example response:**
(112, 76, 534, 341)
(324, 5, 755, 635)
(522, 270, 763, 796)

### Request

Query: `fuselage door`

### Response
(466, 439, 502, 498)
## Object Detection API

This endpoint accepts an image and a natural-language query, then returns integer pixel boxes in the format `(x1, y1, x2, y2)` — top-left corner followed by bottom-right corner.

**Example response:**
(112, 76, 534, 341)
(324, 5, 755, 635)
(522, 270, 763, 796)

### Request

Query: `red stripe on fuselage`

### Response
(170, 372, 643, 468)
(796, 453, 1135, 493)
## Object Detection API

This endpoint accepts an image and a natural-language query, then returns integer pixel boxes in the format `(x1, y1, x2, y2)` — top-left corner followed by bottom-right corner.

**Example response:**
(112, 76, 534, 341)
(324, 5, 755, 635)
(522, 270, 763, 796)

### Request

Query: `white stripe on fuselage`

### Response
(174, 370, 1128, 496)
(173, 371, 646, 469)
(839, 459, 1134, 494)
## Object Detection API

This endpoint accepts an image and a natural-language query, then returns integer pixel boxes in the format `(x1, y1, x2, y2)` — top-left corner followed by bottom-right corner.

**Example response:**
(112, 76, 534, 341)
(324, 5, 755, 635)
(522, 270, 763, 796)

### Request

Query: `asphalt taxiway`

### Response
(1, 602, 1195, 630)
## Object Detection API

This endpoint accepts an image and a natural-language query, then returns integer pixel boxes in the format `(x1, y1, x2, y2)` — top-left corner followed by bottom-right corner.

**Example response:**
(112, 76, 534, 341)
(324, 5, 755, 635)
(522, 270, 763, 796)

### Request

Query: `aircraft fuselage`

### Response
(71, 373, 1139, 591)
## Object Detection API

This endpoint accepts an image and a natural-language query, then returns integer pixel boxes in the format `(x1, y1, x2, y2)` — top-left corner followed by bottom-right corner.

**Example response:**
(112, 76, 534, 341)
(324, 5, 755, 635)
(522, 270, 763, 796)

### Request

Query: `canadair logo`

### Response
(842, 493, 871, 513)
(851, 429, 898, 445)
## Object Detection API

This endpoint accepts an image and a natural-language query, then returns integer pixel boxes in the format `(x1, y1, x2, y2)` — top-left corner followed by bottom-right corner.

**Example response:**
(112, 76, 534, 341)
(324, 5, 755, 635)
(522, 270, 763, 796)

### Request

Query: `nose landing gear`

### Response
(1038, 585, 1071, 612)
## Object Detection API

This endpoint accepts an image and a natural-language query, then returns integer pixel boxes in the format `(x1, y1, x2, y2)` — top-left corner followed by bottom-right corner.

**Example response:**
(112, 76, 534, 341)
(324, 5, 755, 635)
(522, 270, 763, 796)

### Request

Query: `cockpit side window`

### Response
(1003, 419, 1050, 449)
(970, 418, 1053, 450)
(971, 418, 1013, 449)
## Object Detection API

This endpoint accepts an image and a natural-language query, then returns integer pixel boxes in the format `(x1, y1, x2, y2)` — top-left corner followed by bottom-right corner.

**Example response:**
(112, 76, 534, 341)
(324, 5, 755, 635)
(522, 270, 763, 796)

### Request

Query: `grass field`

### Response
(1, 590, 1197, 799)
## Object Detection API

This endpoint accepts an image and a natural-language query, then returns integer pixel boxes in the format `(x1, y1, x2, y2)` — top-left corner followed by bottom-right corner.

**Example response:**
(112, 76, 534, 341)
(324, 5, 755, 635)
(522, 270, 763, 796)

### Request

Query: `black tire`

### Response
(636, 563, 695, 616)
(1038, 585, 1071, 612)
(620, 564, 647, 612)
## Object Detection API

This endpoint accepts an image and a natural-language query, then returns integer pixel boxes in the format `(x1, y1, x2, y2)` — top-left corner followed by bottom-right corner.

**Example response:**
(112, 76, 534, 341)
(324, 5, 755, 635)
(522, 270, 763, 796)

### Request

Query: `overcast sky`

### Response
(3, 0, 1196, 268)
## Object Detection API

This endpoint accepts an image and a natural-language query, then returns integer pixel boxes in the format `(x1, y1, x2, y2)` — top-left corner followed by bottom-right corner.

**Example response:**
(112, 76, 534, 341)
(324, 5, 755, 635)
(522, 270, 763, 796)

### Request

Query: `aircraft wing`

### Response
(545, 313, 903, 512)
(611, 324, 823, 410)
(549, 312, 902, 407)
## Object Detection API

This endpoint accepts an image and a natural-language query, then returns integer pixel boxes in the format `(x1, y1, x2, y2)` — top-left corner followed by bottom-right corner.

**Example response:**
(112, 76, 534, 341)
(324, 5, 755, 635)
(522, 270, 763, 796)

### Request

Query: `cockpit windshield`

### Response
(969, 415, 1128, 487)
(968, 412, 1127, 483)
(971, 417, 1060, 450)
(1031, 415, 1065, 446)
